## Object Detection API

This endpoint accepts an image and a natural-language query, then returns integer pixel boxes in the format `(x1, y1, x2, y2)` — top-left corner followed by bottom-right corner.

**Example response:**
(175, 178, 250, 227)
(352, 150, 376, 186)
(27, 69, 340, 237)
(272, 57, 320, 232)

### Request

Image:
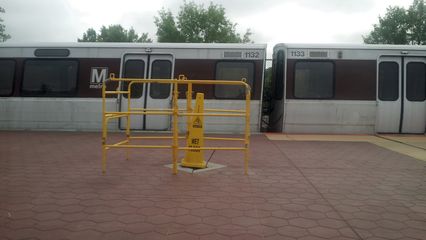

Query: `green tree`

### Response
(78, 25, 152, 42)
(155, 1, 252, 43)
(79, 28, 97, 42)
(154, 10, 183, 42)
(407, 0, 426, 44)
(0, 7, 11, 42)
(364, 0, 426, 44)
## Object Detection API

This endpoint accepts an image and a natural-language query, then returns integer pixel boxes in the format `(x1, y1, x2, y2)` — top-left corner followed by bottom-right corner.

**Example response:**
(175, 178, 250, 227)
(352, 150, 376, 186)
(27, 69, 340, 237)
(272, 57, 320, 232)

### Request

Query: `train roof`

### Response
(0, 42, 268, 59)
(275, 43, 426, 51)
(1, 42, 425, 51)
(0, 42, 267, 50)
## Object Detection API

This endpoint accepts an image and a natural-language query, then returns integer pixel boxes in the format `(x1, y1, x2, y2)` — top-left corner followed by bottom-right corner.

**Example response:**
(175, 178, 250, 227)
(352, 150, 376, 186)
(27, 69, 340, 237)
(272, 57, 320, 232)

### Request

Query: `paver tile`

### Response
(0, 132, 425, 240)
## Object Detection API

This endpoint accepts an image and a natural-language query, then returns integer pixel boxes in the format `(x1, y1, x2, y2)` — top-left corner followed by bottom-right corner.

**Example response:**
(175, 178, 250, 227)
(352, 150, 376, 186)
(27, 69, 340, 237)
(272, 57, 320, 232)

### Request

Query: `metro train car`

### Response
(1, 42, 425, 134)
(268, 43, 426, 134)
(0, 43, 266, 133)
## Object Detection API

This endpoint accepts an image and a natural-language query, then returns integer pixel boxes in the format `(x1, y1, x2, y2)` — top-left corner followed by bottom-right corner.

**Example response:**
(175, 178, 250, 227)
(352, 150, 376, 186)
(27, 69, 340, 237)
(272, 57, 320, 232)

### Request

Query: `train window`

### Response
(294, 61, 334, 99)
(22, 60, 78, 96)
(406, 62, 426, 101)
(0, 60, 15, 96)
(122, 60, 145, 99)
(150, 60, 172, 99)
(215, 61, 254, 99)
(34, 49, 70, 57)
(273, 50, 285, 100)
(378, 62, 399, 101)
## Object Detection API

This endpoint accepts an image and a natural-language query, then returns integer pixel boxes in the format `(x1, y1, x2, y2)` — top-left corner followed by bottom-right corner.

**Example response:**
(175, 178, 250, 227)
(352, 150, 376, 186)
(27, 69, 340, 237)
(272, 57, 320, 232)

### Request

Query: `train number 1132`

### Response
(244, 52, 260, 59)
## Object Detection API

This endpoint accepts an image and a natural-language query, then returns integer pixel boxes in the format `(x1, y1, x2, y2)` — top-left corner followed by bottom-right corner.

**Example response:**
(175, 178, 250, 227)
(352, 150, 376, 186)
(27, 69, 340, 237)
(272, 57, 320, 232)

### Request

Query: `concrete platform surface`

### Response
(265, 133, 426, 161)
(0, 131, 425, 240)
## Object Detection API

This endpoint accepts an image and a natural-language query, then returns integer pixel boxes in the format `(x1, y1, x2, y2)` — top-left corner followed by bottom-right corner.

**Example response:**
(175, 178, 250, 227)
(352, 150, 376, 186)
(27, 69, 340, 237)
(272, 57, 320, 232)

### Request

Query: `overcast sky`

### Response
(0, 0, 411, 47)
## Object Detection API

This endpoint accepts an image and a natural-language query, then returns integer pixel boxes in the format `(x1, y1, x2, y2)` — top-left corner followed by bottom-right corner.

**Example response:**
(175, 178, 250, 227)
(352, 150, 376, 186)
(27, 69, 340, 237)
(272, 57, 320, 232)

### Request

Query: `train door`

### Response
(119, 53, 174, 130)
(376, 56, 426, 133)
(268, 49, 286, 132)
(145, 55, 173, 130)
(402, 57, 426, 133)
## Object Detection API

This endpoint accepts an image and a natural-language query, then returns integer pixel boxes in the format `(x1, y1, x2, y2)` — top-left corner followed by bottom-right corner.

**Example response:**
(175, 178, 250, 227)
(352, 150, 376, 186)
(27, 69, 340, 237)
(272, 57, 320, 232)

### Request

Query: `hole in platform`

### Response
(164, 162, 226, 173)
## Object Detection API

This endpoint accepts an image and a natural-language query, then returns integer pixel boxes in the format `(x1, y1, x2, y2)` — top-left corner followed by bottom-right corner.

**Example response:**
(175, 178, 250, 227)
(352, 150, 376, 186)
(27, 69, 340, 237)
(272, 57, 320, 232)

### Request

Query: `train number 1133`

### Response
(290, 50, 306, 57)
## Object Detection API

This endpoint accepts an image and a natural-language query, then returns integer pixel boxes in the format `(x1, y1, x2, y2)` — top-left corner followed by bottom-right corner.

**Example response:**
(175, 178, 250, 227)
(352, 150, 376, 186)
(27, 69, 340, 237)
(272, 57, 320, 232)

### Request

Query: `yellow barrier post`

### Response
(101, 80, 107, 174)
(244, 79, 251, 175)
(181, 93, 206, 169)
(186, 80, 192, 136)
(172, 80, 179, 175)
(125, 81, 132, 161)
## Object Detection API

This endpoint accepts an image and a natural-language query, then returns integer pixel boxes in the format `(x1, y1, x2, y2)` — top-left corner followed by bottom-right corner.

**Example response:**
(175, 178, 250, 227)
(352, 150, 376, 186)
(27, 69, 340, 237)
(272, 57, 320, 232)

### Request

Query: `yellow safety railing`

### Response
(102, 74, 251, 175)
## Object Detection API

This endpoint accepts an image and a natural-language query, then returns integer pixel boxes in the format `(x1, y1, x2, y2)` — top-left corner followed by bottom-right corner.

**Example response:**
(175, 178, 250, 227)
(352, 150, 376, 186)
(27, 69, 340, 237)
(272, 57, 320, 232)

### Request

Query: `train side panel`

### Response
(0, 43, 266, 132)
(0, 58, 120, 131)
(284, 58, 377, 133)
(269, 44, 426, 134)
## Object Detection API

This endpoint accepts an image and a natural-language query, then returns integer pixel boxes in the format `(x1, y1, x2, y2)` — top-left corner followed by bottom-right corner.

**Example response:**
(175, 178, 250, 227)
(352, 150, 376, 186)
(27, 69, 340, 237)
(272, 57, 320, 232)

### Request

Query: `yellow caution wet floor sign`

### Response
(181, 93, 206, 168)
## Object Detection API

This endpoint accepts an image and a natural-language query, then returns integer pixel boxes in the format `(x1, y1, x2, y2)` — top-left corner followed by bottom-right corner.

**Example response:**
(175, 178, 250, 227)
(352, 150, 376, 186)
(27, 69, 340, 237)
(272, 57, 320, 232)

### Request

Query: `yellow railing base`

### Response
(101, 74, 251, 174)
(180, 161, 207, 169)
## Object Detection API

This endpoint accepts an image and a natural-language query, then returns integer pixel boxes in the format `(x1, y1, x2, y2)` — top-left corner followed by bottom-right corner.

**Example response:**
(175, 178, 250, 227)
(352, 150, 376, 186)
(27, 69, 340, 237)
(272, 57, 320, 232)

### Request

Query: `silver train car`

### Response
(0, 43, 266, 133)
(268, 43, 426, 134)
(1, 42, 425, 134)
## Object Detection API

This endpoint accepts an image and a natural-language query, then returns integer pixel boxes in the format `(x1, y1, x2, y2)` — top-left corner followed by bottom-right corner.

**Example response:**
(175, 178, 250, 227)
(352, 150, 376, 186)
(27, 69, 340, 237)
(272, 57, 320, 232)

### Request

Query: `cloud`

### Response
(295, 0, 375, 13)
(332, 32, 365, 43)
(157, 0, 377, 44)
(66, 0, 161, 41)
(160, 0, 283, 16)
(0, 0, 412, 43)
(2, 0, 79, 42)
(160, 0, 375, 17)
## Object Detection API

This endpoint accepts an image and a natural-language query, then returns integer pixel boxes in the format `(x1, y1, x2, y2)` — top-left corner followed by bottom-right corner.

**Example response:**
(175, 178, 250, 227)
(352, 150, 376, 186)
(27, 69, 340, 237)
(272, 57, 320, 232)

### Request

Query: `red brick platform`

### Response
(0, 131, 425, 240)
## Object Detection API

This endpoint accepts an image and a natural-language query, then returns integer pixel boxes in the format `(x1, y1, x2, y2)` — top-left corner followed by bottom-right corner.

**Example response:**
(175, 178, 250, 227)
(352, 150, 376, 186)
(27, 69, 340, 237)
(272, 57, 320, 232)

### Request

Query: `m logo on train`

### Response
(90, 67, 108, 89)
